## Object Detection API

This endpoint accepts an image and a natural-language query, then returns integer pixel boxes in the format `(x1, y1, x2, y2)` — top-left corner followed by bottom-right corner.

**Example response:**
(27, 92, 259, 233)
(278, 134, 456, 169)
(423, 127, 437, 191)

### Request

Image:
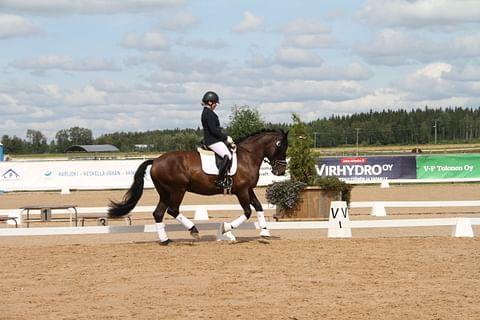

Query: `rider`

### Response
(200, 91, 236, 188)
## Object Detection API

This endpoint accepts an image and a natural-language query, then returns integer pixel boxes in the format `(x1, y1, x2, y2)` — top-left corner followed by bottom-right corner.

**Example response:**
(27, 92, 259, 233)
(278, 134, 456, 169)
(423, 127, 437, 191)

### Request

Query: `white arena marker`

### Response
(328, 201, 351, 238)
(194, 206, 209, 220)
(380, 180, 390, 188)
(60, 187, 70, 195)
(371, 202, 387, 217)
(452, 218, 474, 238)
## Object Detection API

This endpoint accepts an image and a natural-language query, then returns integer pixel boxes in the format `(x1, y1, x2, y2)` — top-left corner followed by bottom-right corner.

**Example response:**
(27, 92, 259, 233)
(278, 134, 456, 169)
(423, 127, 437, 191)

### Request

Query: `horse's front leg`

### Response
(221, 190, 252, 237)
(249, 190, 271, 238)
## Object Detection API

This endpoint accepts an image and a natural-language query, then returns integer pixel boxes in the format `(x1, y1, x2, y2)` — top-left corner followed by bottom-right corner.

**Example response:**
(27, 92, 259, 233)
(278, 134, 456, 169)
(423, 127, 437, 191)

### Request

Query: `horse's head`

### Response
(237, 129, 289, 176)
(264, 130, 289, 176)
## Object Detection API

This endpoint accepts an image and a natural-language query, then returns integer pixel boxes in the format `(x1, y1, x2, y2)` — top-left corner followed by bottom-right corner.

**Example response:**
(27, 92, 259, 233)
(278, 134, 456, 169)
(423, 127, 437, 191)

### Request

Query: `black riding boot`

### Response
(215, 155, 231, 188)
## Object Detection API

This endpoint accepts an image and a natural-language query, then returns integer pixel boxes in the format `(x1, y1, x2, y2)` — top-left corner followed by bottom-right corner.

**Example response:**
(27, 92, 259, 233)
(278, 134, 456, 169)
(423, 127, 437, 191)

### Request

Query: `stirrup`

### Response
(215, 177, 232, 189)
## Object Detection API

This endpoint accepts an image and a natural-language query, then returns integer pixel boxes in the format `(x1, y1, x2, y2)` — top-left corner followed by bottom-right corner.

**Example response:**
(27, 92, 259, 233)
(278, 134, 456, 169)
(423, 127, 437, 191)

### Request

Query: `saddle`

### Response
(197, 145, 237, 176)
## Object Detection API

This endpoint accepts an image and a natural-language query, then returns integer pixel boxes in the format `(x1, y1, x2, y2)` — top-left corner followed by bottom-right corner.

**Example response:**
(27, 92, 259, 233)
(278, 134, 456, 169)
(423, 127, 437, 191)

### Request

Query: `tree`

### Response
(287, 114, 317, 184)
(26, 129, 48, 153)
(227, 105, 265, 140)
(55, 127, 93, 152)
(1, 135, 26, 154)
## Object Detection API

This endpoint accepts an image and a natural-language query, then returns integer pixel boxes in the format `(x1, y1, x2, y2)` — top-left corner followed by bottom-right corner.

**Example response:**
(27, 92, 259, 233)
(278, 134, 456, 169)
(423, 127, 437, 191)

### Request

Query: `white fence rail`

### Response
(0, 218, 478, 237)
(2, 200, 480, 225)
(1, 201, 479, 238)
(350, 200, 480, 216)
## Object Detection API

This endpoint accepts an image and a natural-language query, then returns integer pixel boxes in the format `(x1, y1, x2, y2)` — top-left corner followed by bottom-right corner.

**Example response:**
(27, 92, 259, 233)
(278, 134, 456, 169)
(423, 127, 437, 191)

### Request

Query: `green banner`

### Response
(416, 154, 480, 179)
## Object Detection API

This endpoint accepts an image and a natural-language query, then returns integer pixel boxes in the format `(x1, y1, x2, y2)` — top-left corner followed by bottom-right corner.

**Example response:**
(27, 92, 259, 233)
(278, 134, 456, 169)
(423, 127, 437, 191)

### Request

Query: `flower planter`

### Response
(274, 187, 341, 221)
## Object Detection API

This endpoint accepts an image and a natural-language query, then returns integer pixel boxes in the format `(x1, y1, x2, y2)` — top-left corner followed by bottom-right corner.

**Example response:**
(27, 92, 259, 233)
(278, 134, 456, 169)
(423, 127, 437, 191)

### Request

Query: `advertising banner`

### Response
(0, 159, 153, 192)
(0, 158, 286, 192)
(317, 156, 417, 181)
(416, 154, 480, 179)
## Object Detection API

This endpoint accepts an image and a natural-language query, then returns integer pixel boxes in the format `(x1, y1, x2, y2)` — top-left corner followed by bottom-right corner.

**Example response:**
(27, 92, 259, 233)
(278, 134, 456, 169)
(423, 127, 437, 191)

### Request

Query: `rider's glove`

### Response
(230, 143, 237, 152)
(226, 136, 234, 145)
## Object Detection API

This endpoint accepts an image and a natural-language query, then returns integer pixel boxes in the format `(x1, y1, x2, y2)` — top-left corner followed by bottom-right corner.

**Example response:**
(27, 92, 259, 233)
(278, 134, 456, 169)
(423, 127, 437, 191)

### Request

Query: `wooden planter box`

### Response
(274, 187, 342, 221)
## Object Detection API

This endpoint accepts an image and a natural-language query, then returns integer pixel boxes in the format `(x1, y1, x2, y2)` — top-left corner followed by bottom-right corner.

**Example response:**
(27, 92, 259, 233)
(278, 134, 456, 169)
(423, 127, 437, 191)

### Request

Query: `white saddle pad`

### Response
(197, 148, 237, 175)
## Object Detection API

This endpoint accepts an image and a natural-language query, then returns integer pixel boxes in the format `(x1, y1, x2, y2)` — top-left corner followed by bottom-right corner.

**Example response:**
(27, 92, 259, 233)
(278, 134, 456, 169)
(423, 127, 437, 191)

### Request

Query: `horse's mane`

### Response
(236, 128, 285, 144)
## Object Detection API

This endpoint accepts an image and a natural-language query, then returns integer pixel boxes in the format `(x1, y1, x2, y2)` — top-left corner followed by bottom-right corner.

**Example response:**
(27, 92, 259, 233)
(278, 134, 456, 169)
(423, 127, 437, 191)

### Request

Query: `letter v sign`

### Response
(328, 201, 352, 238)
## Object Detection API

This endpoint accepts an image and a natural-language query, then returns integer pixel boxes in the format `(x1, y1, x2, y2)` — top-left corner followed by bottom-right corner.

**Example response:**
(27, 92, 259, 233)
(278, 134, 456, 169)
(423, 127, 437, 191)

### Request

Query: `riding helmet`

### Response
(202, 91, 220, 104)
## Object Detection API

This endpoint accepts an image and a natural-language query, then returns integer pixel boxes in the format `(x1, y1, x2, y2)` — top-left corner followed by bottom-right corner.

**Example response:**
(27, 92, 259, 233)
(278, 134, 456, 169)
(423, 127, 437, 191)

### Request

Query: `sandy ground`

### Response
(1, 183, 480, 319)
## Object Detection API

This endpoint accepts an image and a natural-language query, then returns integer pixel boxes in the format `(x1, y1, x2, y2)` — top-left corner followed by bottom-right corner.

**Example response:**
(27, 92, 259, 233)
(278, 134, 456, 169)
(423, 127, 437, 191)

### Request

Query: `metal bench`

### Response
(0, 216, 18, 228)
(78, 213, 132, 226)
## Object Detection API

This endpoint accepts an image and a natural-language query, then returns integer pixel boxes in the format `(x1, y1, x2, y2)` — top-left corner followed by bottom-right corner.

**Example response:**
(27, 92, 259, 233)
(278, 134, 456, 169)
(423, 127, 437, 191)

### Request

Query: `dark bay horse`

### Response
(108, 129, 288, 244)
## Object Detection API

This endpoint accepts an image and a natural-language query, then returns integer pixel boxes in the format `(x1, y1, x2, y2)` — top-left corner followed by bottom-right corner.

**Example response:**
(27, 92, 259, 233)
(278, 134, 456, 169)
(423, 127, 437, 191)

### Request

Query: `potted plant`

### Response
(266, 114, 352, 220)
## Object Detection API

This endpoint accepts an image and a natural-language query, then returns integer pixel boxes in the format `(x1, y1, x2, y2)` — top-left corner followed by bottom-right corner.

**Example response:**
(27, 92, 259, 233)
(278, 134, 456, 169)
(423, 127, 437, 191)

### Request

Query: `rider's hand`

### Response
(226, 136, 234, 145)
(230, 143, 237, 152)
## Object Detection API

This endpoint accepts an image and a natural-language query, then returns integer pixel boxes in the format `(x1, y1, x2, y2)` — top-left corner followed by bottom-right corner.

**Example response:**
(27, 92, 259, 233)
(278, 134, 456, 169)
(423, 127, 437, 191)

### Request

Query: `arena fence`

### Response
(0, 216, 477, 238)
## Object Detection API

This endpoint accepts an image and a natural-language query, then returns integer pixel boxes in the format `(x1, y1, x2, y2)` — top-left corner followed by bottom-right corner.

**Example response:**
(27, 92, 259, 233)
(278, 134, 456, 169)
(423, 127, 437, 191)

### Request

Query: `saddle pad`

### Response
(198, 148, 237, 175)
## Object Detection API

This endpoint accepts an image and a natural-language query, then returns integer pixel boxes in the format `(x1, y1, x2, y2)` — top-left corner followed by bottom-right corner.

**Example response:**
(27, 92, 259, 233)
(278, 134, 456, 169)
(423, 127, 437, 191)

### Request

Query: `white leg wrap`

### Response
(256, 211, 267, 229)
(156, 223, 169, 242)
(176, 213, 194, 230)
(231, 214, 247, 228)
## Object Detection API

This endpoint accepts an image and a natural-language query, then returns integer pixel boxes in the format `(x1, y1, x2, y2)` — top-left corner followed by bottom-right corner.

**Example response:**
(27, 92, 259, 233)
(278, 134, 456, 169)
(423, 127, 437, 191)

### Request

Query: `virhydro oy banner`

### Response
(317, 156, 417, 181)
(416, 154, 480, 179)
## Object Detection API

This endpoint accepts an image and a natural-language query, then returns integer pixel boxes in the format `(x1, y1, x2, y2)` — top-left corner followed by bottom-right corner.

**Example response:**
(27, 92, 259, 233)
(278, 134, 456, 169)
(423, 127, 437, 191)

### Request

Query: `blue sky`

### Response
(1, 0, 479, 141)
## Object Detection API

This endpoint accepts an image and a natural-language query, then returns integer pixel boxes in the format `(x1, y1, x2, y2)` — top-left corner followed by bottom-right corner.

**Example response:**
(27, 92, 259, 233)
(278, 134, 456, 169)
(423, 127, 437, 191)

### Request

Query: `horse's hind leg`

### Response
(153, 201, 172, 245)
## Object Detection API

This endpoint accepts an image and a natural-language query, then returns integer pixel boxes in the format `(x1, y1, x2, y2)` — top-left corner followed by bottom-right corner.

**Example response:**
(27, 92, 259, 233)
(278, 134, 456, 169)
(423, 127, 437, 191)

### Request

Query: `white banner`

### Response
(0, 159, 286, 192)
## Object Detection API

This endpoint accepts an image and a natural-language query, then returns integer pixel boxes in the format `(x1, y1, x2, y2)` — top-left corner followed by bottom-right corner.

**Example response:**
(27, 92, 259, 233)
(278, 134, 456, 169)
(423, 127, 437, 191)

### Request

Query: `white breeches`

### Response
(208, 141, 231, 159)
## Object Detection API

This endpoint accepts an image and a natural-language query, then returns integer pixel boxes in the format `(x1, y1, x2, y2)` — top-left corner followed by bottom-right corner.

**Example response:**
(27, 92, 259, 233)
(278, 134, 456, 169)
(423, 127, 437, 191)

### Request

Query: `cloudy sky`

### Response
(1, 0, 480, 141)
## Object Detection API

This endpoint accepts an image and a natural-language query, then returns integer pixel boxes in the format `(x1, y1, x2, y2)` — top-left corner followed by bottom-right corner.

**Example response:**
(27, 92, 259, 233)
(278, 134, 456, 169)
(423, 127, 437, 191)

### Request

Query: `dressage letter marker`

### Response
(328, 201, 352, 238)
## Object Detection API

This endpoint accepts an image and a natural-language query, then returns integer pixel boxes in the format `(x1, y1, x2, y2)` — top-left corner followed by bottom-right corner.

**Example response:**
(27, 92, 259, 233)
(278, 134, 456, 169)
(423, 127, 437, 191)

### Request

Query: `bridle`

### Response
(263, 158, 288, 173)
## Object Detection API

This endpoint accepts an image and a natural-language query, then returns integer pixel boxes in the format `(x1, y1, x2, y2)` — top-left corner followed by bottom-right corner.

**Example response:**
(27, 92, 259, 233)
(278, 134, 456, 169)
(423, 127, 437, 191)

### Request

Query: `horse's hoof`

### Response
(259, 228, 271, 238)
(159, 239, 173, 246)
(222, 222, 232, 234)
(189, 226, 200, 240)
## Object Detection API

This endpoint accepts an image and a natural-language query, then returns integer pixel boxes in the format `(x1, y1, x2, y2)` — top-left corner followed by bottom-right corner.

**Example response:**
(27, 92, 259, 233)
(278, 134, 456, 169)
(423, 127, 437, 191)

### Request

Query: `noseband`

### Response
(263, 158, 288, 173)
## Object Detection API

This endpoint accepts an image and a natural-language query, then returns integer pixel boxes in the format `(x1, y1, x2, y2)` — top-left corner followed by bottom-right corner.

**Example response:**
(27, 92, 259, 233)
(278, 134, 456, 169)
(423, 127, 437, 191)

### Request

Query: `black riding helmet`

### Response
(202, 91, 219, 104)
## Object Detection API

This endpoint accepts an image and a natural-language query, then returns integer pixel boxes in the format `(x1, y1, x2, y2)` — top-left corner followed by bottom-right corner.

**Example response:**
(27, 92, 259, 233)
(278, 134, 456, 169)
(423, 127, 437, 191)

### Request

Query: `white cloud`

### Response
(284, 19, 330, 35)
(283, 34, 335, 49)
(275, 47, 323, 67)
(64, 85, 107, 106)
(354, 29, 429, 65)
(10, 55, 121, 71)
(398, 63, 456, 100)
(231, 11, 265, 33)
(449, 32, 480, 57)
(158, 12, 200, 32)
(176, 37, 227, 49)
(354, 29, 480, 66)
(0, 14, 42, 38)
(0, 0, 188, 15)
(269, 63, 373, 81)
(357, 0, 480, 29)
(443, 63, 480, 81)
(121, 31, 171, 51)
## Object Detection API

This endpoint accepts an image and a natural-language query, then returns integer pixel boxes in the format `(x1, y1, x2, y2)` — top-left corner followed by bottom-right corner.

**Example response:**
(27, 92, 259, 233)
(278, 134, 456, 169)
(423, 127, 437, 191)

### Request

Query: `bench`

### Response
(20, 204, 78, 228)
(78, 213, 132, 226)
(0, 216, 18, 228)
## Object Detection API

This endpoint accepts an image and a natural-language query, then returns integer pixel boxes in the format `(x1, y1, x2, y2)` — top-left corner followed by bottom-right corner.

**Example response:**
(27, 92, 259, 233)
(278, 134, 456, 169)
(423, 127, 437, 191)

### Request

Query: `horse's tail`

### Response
(108, 159, 154, 217)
